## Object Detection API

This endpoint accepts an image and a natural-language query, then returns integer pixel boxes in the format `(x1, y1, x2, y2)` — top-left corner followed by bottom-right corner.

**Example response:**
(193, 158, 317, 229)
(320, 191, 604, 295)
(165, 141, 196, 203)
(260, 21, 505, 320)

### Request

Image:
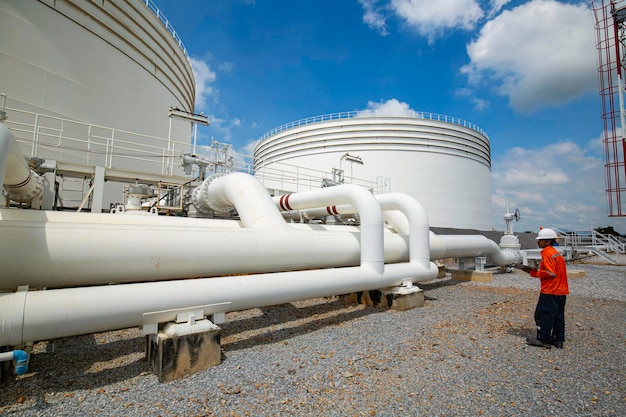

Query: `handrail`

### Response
(139, 0, 189, 60)
(4, 106, 195, 175)
(257, 110, 488, 142)
(554, 228, 625, 254)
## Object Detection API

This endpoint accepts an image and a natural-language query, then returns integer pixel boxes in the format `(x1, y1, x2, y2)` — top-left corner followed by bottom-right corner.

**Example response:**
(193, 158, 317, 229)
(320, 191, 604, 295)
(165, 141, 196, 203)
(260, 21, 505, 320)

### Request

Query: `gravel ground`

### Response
(1, 259, 624, 416)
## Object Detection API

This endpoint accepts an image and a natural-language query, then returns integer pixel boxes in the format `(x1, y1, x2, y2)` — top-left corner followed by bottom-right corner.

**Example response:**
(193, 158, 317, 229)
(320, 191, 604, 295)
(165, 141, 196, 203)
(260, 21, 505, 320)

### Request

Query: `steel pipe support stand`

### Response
(451, 269, 493, 282)
(341, 285, 425, 311)
(146, 319, 221, 383)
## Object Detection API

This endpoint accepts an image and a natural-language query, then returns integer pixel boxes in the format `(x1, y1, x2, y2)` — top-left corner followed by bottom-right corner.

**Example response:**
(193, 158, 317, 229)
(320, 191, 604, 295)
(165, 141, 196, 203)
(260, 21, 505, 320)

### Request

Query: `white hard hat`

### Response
(536, 228, 558, 240)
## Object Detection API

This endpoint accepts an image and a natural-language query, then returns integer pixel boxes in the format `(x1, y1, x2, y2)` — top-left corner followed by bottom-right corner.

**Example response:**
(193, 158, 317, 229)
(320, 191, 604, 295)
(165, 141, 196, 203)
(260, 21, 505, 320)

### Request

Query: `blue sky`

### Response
(153, 0, 624, 234)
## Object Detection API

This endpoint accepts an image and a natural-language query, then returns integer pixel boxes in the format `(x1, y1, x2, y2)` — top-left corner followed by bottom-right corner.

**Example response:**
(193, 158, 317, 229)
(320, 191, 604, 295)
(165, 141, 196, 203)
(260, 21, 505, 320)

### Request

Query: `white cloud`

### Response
(359, 0, 389, 35)
(363, 98, 414, 115)
(490, 139, 619, 232)
(487, 0, 512, 18)
(189, 57, 217, 111)
(462, 0, 597, 113)
(391, 0, 483, 43)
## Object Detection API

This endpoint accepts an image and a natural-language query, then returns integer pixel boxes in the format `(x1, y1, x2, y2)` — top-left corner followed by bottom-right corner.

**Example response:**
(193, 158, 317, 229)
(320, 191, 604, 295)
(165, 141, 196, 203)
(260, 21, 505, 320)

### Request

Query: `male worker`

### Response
(520, 228, 569, 349)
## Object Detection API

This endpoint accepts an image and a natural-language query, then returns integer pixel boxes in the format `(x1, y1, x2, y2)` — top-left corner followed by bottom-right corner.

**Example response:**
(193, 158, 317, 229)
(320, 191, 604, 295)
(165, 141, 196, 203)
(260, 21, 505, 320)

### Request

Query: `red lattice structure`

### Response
(593, 0, 626, 216)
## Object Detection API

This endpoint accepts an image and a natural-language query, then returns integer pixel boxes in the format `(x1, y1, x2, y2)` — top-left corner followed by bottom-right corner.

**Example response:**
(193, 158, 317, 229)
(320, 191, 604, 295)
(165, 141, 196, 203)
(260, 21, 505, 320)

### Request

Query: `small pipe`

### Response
(0, 350, 29, 375)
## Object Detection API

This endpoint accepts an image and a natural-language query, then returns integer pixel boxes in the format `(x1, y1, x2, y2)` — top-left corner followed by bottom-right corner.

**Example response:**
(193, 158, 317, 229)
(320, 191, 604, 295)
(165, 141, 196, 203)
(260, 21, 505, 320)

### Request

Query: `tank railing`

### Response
(257, 110, 488, 142)
(139, 0, 189, 60)
(2, 106, 228, 177)
(3, 106, 386, 194)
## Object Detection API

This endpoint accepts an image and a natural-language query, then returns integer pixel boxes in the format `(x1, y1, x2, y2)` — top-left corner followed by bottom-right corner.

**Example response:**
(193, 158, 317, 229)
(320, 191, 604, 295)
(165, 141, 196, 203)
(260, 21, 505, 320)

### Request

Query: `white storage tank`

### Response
(0, 0, 195, 176)
(254, 111, 493, 230)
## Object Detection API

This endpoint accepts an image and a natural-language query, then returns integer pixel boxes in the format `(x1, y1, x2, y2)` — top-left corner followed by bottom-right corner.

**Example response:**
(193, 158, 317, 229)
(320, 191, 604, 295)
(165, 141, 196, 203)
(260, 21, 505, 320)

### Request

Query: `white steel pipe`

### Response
(274, 185, 384, 272)
(0, 174, 399, 289)
(194, 172, 286, 229)
(273, 192, 438, 281)
(0, 259, 439, 346)
(274, 198, 517, 267)
(429, 232, 517, 265)
(0, 209, 412, 290)
(0, 123, 42, 203)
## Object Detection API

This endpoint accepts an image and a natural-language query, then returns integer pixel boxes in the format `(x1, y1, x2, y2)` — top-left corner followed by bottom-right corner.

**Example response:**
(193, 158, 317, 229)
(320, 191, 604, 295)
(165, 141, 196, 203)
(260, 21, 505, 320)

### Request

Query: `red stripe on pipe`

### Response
(284, 194, 292, 211)
(5, 173, 32, 189)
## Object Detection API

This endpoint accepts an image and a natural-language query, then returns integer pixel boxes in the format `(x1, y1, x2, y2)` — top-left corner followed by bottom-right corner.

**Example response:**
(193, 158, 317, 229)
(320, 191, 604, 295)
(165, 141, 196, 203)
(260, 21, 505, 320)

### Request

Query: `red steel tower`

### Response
(592, 0, 626, 216)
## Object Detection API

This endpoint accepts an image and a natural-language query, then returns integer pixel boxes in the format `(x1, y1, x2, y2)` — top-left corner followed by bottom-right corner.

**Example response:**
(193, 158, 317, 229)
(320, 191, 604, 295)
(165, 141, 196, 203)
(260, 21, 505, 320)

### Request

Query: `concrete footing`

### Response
(341, 286, 425, 310)
(146, 319, 221, 383)
(451, 270, 493, 282)
(568, 269, 586, 279)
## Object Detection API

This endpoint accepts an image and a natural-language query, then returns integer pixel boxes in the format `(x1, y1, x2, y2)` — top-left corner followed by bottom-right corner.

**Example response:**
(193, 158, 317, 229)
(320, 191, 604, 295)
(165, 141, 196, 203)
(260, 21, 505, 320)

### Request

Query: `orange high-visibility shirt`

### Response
(530, 245, 569, 295)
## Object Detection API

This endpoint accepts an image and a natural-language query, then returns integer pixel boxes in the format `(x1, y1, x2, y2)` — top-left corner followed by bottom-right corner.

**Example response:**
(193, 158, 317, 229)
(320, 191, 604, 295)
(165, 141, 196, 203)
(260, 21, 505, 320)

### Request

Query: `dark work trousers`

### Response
(534, 293, 567, 342)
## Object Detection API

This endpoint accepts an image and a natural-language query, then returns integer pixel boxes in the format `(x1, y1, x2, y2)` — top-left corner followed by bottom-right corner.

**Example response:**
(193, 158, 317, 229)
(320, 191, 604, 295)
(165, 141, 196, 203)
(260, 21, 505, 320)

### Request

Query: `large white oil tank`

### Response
(0, 0, 195, 176)
(254, 111, 493, 230)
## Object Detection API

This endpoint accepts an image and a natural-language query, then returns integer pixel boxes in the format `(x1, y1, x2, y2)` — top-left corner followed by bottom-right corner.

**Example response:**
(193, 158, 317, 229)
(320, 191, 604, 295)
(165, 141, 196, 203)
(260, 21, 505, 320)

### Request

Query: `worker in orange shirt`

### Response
(520, 228, 569, 349)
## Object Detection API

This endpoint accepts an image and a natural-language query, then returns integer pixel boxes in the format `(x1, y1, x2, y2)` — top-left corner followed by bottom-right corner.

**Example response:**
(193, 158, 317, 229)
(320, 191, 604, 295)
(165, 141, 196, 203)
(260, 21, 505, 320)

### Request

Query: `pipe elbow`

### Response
(0, 123, 43, 204)
(13, 350, 29, 375)
(193, 173, 286, 228)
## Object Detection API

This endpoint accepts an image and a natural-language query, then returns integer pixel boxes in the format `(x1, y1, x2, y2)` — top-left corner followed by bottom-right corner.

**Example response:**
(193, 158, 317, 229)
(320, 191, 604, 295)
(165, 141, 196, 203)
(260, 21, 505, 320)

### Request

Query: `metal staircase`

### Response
(554, 228, 625, 264)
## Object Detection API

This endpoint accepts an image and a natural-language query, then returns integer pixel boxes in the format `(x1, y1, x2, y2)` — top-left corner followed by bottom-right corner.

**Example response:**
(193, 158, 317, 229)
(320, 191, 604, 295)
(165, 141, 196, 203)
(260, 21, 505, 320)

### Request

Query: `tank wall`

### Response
(254, 117, 493, 230)
(0, 0, 195, 170)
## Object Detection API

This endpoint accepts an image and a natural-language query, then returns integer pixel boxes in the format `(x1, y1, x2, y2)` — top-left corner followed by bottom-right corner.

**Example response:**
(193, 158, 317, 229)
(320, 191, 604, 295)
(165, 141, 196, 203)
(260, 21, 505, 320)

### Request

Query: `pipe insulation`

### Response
(0, 124, 43, 203)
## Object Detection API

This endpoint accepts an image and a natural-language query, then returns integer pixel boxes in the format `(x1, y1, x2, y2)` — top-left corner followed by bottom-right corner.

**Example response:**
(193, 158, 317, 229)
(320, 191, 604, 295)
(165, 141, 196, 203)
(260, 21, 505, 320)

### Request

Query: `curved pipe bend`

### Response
(272, 192, 517, 268)
(0, 123, 43, 203)
(273, 185, 384, 272)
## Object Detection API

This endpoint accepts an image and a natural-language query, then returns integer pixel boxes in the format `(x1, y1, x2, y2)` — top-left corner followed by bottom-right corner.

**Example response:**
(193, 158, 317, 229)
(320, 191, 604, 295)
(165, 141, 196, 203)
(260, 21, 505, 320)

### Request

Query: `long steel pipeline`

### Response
(0, 125, 516, 348)
(0, 173, 440, 346)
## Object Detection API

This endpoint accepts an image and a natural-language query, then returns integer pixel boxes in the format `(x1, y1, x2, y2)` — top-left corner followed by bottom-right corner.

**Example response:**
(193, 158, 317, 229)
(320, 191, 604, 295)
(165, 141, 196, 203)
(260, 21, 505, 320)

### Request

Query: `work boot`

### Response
(551, 341, 564, 349)
(526, 337, 552, 348)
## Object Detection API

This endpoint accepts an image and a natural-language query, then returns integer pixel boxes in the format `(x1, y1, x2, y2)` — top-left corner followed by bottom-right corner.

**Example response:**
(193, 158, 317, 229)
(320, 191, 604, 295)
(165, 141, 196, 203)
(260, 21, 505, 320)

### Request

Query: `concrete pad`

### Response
(451, 270, 493, 282)
(341, 287, 425, 310)
(568, 269, 586, 279)
(437, 265, 446, 278)
(146, 320, 221, 382)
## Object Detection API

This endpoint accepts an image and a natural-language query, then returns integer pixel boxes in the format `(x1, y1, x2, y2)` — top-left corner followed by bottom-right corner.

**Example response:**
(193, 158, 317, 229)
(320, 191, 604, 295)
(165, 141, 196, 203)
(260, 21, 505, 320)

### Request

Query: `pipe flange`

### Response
(191, 173, 227, 214)
(6, 172, 44, 203)
(502, 248, 522, 265)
